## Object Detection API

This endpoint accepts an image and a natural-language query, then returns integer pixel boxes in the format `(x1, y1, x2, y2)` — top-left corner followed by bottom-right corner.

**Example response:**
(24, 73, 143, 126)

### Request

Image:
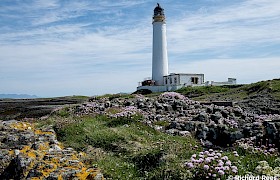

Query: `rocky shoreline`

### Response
(0, 97, 86, 120)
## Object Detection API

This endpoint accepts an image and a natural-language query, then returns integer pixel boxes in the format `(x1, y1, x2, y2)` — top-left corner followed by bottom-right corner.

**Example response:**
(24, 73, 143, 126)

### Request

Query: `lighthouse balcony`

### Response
(153, 15, 165, 22)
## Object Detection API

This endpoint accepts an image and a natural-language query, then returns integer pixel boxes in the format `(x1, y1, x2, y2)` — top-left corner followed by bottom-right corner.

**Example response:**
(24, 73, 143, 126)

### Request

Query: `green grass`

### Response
(95, 93, 135, 100)
(233, 147, 280, 175)
(38, 113, 280, 179)
(270, 79, 280, 100)
(37, 96, 280, 179)
(55, 107, 71, 117)
(42, 115, 200, 179)
(175, 79, 280, 102)
(153, 120, 170, 128)
(33, 78, 280, 178)
(175, 86, 232, 98)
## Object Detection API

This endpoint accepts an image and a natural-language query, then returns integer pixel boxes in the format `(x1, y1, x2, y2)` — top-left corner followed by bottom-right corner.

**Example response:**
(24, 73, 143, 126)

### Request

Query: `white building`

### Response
(137, 4, 236, 93)
(164, 73, 204, 86)
(205, 78, 237, 86)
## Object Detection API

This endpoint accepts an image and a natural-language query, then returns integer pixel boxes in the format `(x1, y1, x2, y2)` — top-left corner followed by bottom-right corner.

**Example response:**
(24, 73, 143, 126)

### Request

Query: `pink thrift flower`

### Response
(224, 166, 230, 171)
(205, 157, 211, 163)
(186, 162, 194, 168)
(204, 165, 210, 170)
(225, 160, 231, 166)
(232, 168, 238, 174)
(191, 154, 197, 158)
(204, 151, 209, 155)
(234, 153, 239, 157)
(221, 156, 228, 161)
(199, 154, 204, 158)
(218, 170, 225, 176)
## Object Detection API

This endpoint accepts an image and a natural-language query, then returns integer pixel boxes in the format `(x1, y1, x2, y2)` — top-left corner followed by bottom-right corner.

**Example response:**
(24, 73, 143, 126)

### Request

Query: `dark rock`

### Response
(163, 103, 172, 112)
(220, 109, 229, 118)
(229, 130, 244, 143)
(194, 112, 209, 122)
(183, 121, 196, 132)
(210, 112, 222, 124)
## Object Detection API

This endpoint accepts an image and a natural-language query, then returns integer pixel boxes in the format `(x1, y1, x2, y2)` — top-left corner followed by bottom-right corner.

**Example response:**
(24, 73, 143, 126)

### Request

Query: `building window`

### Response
(174, 77, 177, 84)
(191, 77, 199, 84)
(170, 77, 172, 84)
(165, 78, 167, 85)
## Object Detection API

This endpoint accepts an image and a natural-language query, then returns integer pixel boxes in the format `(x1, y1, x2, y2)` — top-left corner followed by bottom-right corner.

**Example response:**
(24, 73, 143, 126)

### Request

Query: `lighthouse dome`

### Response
(154, 3, 164, 16)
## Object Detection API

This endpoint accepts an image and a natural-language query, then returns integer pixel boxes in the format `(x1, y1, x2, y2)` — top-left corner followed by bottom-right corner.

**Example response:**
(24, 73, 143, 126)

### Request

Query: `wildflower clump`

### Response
(185, 149, 238, 179)
(223, 118, 239, 129)
(235, 137, 279, 156)
(109, 106, 143, 119)
(254, 160, 280, 177)
(254, 114, 280, 122)
(160, 92, 187, 100)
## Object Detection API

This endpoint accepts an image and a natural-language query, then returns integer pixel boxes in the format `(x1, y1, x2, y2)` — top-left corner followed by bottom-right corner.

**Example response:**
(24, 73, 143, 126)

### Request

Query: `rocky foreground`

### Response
(0, 120, 103, 179)
(0, 91, 279, 179)
(75, 92, 280, 152)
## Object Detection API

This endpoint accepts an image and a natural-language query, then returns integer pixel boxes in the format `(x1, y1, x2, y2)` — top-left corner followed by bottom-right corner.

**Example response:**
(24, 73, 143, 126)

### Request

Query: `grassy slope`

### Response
(42, 115, 201, 179)
(38, 113, 279, 179)
(175, 79, 280, 102)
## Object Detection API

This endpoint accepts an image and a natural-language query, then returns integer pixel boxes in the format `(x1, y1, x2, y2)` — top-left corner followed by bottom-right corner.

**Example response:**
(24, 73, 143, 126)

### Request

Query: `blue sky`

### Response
(0, 0, 279, 97)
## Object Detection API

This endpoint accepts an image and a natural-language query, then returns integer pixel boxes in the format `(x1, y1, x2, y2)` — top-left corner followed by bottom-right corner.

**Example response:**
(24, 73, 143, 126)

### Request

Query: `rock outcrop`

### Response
(0, 120, 103, 180)
(73, 93, 280, 150)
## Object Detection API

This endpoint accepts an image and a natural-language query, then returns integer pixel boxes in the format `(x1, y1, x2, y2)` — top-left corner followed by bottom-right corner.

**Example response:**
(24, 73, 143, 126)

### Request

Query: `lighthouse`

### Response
(152, 3, 169, 85)
(137, 4, 213, 93)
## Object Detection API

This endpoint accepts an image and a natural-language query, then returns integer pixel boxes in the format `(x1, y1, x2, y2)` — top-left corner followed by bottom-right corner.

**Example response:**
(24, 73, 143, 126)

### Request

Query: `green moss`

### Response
(153, 120, 170, 128)
(105, 115, 143, 127)
(55, 107, 71, 117)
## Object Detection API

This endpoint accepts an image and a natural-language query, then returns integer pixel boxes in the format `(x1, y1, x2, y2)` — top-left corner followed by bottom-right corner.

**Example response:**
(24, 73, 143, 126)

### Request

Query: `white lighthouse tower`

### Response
(152, 3, 169, 85)
(136, 4, 235, 93)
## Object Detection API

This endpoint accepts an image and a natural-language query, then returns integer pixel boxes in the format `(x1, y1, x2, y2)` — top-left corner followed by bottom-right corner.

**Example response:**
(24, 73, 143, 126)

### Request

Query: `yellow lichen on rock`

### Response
(0, 120, 104, 180)
(31, 177, 42, 180)
(38, 142, 49, 151)
(58, 174, 63, 180)
(10, 122, 34, 131)
(34, 129, 54, 135)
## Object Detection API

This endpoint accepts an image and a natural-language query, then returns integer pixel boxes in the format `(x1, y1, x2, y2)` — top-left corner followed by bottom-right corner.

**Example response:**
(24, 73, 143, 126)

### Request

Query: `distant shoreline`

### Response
(0, 94, 38, 99)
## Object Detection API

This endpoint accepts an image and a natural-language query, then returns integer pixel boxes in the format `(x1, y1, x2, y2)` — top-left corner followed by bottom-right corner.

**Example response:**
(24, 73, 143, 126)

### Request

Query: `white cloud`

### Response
(167, 0, 280, 54)
(0, 0, 279, 96)
(172, 57, 280, 84)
